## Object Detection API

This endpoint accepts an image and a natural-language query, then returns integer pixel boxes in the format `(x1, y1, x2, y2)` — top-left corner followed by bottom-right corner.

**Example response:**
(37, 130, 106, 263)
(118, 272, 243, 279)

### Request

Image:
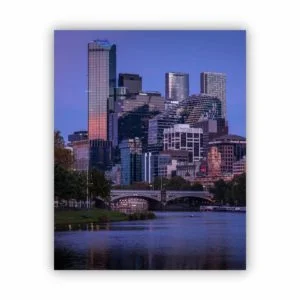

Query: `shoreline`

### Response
(54, 209, 156, 228)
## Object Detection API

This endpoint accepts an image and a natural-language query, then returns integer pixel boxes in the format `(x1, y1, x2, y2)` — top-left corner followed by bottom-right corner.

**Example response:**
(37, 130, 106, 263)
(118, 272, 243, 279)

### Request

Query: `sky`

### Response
(54, 30, 246, 141)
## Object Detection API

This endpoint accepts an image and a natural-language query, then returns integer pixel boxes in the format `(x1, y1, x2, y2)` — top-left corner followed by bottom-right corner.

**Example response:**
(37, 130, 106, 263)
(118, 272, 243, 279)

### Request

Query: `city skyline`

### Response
(54, 30, 246, 141)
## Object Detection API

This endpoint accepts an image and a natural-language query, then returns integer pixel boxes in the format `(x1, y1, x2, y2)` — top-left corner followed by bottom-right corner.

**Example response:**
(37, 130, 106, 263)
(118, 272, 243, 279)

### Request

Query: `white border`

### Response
(2, 0, 300, 299)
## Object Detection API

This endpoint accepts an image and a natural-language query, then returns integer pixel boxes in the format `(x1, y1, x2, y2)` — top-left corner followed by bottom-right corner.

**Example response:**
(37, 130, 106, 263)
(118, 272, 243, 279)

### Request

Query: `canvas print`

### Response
(54, 30, 246, 270)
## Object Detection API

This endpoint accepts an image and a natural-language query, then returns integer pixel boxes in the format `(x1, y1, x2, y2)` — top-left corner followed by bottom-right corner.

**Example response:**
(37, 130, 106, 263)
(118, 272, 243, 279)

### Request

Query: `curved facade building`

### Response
(165, 72, 189, 102)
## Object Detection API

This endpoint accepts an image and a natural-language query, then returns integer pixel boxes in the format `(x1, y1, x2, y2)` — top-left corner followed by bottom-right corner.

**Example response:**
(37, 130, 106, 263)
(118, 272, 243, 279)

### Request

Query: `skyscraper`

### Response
(165, 72, 189, 102)
(200, 72, 226, 119)
(118, 73, 142, 96)
(88, 40, 116, 141)
(119, 138, 142, 185)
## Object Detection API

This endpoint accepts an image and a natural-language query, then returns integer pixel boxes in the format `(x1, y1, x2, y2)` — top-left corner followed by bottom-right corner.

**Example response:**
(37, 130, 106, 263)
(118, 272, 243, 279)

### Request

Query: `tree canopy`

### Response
(54, 130, 74, 169)
(210, 173, 246, 206)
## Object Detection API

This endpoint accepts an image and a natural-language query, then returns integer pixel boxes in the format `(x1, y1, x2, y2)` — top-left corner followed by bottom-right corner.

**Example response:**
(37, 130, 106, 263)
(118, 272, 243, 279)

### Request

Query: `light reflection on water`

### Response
(54, 211, 246, 270)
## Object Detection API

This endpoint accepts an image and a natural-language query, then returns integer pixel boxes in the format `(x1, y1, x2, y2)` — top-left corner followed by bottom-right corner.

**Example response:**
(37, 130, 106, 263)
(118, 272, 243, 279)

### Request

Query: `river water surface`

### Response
(54, 211, 246, 270)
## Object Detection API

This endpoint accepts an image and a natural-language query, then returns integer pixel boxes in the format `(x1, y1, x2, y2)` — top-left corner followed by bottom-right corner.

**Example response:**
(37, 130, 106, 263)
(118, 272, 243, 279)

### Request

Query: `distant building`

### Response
(166, 159, 178, 178)
(165, 72, 189, 102)
(163, 124, 203, 163)
(192, 118, 228, 158)
(209, 134, 246, 174)
(200, 72, 226, 119)
(148, 114, 180, 151)
(118, 73, 142, 96)
(148, 93, 222, 153)
(185, 94, 222, 124)
(122, 92, 165, 114)
(176, 161, 202, 182)
(233, 156, 246, 176)
(165, 99, 179, 110)
(207, 146, 221, 177)
(160, 149, 190, 163)
(72, 140, 89, 171)
(105, 164, 121, 185)
(142, 152, 172, 183)
(120, 138, 142, 185)
(108, 87, 129, 147)
(89, 140, 112, 172)
(68, 131, 88, 143)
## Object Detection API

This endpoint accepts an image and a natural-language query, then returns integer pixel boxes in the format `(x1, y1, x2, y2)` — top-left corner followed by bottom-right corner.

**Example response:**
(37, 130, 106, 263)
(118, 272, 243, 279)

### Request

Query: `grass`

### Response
(54, 209, 156, 226)
(54, 209, 128, 225)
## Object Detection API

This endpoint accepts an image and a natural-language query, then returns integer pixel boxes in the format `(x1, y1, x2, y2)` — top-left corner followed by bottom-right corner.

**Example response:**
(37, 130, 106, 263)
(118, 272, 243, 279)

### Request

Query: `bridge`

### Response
(110, 189, 214, 204)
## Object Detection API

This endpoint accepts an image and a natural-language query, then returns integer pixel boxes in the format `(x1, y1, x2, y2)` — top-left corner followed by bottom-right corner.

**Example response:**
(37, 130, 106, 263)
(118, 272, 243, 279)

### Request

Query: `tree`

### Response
(167, 176, 191, 190)
(190, 182, 204, 191)
(211, 179, 228, 204)
(130, 182, 151, 190)
(54, 130, 73, 169)
(153, 177, 170, 190)
(89, 168, 112, 207)
(210, 173, 246, 206)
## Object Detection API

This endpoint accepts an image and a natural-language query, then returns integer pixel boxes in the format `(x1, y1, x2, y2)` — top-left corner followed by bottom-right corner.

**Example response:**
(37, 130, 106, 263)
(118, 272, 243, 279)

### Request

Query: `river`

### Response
(54, 211, 246, 270)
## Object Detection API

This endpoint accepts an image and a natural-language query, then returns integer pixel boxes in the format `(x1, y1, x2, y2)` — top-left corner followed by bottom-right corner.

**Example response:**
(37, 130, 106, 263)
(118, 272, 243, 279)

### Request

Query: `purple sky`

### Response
(54, 30, 246, 141)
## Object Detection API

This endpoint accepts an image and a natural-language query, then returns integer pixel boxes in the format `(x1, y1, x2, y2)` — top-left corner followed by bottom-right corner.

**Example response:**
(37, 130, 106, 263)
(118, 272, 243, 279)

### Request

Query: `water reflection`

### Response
(55, 212, 246, 270)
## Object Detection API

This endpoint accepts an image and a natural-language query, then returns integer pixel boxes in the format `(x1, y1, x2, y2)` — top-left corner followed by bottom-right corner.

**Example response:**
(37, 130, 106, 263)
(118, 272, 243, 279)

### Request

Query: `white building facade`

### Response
(163, 124, 203, 163)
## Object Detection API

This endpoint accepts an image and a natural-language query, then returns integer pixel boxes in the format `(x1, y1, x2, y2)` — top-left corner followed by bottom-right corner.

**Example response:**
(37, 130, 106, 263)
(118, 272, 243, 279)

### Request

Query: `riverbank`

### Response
(55, 209, 156, 226)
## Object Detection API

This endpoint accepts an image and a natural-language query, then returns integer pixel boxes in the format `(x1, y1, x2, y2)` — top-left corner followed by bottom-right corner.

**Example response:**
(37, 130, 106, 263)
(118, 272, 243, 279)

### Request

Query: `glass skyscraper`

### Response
(165, 72, 189, 102)
(88, 40, 116, 141)
(200, 72, 226, 119)
(119, 138, 142, 185)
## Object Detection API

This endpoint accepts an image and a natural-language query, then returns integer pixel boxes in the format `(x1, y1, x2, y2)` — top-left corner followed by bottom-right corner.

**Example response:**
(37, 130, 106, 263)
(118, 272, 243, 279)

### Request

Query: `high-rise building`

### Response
(88, 40, 116, 141)
(89, 140, 112, 172)
(148, 115, 180, 152)
(208, 135, 246, 174)
(119, 138, 142, 185)
(200, 72, 226, 119)
(88, 40, 116, 170)
(142, 152, 172, 184)
(165, 72, 189, 102)
(68, 131, 88, 143)
(118, 73, 142, 96)
(163, 124, 203, 163)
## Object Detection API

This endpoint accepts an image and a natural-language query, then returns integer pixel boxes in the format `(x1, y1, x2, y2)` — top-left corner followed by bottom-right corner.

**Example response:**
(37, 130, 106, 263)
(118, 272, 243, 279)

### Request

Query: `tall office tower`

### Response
(200, 72, 227, 119)
(119, 137, 142, 185)
(165, 72, 189, 102)
(118, 73, 142, 96)
(88, 40, 116, 141)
